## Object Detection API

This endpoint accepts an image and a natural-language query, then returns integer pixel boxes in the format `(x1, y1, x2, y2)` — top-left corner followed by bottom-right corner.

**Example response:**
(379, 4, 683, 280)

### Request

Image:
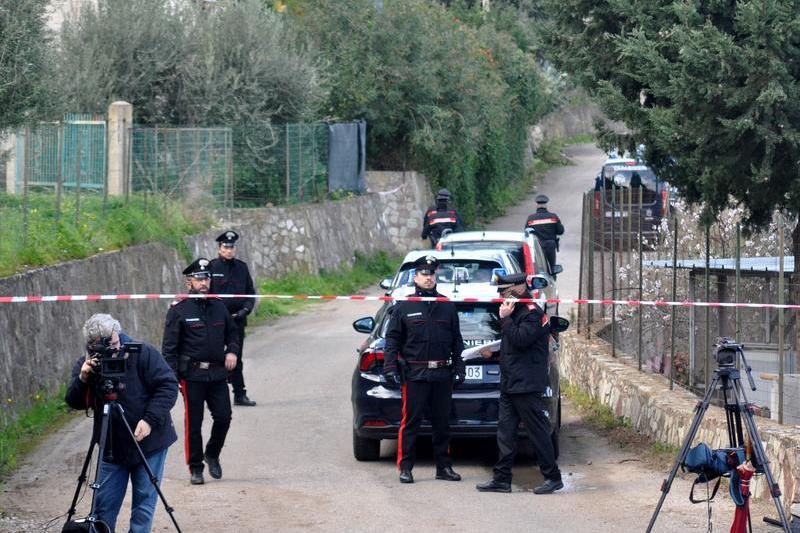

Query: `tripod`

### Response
(646, 349, 791, 532)
(65, 384, 182, 532)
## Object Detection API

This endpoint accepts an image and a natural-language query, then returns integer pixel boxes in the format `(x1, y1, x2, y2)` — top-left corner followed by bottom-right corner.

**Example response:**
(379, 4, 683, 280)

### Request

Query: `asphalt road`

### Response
(0, 144, 773, 532)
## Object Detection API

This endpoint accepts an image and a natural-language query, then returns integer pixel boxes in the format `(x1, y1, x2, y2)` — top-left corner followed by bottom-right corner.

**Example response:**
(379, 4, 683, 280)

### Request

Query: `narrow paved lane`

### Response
(0, 144, 760, 532)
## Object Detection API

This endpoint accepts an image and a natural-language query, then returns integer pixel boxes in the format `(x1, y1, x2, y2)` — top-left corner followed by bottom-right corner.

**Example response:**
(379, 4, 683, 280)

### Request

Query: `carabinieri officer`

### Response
(209, 230, 257, 406)
(383, 255, 465, 484)
(162, 258, 241, 485)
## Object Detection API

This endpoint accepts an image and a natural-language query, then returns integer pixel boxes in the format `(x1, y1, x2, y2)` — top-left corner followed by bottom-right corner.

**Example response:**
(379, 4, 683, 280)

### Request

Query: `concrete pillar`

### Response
(106, 101, 132, 197)
(2, 134, 17, 194)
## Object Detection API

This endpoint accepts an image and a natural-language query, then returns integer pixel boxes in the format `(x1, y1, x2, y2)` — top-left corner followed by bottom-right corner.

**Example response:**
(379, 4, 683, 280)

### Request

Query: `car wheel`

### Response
(353, 429, 381, 461)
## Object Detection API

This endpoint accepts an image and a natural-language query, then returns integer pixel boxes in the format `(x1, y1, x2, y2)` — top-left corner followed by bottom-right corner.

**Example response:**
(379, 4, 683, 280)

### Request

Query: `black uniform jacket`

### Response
(161, 297, 241, 382)
(65, 335, 178, 466)
(209, 256, 255, 323)
(384, 287, 465, 382)
(499, 303, 551, 394)
(525, 208, 564, 242)
(421, 207, 464, 240)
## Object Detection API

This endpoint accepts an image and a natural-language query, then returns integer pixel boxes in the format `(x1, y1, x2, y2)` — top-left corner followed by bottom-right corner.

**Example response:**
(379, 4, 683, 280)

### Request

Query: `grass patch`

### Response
(562, 381, 630, 431)
(248, 251, 400, 324)
(562, 381, 681, 468)
(0, 192, 205, 277)
(0, 386, 75, 478)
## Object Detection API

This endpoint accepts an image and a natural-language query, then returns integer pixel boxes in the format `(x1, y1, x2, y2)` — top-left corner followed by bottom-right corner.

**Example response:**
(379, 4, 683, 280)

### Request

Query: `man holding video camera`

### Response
(65, 313, 178, 533)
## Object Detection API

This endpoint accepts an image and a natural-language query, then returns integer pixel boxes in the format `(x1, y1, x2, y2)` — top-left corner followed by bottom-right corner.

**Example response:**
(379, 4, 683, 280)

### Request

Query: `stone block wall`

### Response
(0, 170, 431, 413)
(560, 331, 800, 509)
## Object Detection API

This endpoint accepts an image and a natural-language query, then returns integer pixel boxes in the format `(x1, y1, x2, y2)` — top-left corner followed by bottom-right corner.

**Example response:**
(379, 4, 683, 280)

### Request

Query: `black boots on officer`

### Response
(399, 466, 461, 484)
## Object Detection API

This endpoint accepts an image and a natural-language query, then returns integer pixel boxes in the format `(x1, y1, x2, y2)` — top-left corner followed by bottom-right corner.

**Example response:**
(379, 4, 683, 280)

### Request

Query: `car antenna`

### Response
(450, 238, 455, 258)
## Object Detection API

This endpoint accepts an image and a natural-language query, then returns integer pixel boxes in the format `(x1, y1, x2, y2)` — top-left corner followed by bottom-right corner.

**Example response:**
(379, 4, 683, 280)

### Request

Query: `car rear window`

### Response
(396, 259, 503, 286)
(378, 302, 500, 346)
(602, 164, 659, 191)
(442, 242, 524, 270)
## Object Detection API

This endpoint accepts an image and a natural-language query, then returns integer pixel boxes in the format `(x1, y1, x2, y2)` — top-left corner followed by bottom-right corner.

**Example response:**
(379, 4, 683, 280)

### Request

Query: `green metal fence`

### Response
(15, 114, 107, 191)
(128, 123, 329, 207)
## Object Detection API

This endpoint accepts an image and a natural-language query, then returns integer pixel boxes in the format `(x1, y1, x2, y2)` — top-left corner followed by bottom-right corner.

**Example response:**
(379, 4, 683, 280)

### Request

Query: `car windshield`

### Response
(438, 243, 524, 270)
(602, 164, 658, 191)
(396, 259, 504, 286)
(457, 303, 500, 347)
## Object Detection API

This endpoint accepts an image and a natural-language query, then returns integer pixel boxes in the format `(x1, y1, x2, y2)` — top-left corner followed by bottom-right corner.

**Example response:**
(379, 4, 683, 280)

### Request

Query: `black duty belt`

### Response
(191, 361, 223, 370)
(408, 359, 452, 369)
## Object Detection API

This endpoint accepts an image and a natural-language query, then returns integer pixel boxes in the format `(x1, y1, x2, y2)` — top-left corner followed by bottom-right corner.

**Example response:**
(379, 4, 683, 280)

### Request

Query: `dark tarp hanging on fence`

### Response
(327, 120, 366, 193)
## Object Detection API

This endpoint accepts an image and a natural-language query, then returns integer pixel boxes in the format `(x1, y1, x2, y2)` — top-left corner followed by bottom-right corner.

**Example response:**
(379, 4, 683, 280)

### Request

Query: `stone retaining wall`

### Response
(560, 330, 800, 509)
(0, 171, 431, 414)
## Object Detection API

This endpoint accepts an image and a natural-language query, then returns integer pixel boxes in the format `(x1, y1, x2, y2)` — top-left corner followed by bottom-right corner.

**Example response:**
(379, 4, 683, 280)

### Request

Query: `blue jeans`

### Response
(93, 448, 168, 533)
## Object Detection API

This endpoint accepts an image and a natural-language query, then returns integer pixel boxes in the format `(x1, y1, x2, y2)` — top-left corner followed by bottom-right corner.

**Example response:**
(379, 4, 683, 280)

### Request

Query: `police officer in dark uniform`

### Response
(209, 230, 257, 407)
(383, 255, 466, 484)
(421, 188, 464, 247)
(476, 273, 563, 495)
(162, 258, 241, 485)
(524, 194, 564, 272)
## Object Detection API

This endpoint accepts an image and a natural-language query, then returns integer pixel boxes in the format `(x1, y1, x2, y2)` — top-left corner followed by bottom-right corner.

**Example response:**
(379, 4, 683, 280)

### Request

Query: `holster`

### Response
(177, 355, 192, 376)
(398, 358, 408, 383)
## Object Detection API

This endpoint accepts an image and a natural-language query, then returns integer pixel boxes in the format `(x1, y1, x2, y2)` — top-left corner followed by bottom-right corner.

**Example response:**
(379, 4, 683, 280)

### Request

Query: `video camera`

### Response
(86, 337, 142, 380)
(713, 337, 743, 368)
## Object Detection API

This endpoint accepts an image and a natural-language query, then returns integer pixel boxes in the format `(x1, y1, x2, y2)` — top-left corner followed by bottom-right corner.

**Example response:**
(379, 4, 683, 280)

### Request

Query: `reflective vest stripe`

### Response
(527, 217, 558, 225)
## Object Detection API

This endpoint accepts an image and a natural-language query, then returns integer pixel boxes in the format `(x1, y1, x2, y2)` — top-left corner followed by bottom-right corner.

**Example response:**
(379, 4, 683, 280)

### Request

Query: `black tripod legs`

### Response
(112, 402, 182, 533)
(646, 374, 720, 532)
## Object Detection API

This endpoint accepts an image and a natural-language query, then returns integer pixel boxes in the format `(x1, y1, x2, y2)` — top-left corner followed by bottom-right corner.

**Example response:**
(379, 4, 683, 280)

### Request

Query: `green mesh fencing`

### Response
(14, 114, 107, 191)
(128, 123, 329, 207)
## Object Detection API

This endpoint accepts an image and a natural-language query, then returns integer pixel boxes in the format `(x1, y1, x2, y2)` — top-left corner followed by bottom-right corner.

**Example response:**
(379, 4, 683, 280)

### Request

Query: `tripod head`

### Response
(713, 337, 756, 392)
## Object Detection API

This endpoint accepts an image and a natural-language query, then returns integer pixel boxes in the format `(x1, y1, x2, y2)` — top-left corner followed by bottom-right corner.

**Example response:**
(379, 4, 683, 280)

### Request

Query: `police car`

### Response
(351, 254, 564, 462)
(434, 231, 560, 315)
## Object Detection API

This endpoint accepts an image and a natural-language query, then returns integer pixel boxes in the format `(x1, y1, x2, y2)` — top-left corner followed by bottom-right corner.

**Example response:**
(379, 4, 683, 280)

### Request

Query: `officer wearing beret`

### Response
(209, 230, 257, 407)
(476, 273, 563, 494)
(421, 188, 464, 247)
(383, 255, 465, 484)
(525, 195, 564, 273)
(162, 258, 241, 485)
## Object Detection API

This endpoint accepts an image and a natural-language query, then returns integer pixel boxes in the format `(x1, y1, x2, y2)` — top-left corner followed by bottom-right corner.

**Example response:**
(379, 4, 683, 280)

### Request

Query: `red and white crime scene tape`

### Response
(1, 293, 800, 310)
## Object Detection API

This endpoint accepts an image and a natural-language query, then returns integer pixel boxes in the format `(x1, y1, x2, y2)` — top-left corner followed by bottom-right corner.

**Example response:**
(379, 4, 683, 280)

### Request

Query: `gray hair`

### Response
(82, 313, 122, 342)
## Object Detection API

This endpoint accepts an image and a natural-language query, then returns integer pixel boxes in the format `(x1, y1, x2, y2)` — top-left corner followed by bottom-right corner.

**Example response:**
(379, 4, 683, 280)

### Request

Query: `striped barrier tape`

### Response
(0, 292, 799, 309)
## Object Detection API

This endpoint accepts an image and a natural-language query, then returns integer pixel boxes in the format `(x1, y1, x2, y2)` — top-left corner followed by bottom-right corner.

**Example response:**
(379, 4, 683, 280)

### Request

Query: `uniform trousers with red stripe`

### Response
(398, 380, 453, 472)
(180, 379, 231, 470)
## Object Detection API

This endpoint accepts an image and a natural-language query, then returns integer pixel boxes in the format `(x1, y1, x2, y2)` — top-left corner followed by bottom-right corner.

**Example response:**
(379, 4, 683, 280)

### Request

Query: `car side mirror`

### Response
(379, 278, 392, 290)
(527, 275, 549, 290)
(549, 316, 570, 333)
(352, 317, 375, 334)
(551, 264, 563, 275)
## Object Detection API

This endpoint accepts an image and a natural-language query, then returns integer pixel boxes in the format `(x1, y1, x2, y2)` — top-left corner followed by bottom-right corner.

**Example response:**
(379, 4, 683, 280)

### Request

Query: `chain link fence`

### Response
(577, 186, 800, 425)
(1, 116, 362, 277)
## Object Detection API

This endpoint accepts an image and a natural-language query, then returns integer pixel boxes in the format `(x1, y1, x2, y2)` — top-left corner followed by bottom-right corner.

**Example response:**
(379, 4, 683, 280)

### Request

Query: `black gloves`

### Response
(232, 310, 247, 321)
(453, 371, 465, 387)
(385, 370, 402, 386)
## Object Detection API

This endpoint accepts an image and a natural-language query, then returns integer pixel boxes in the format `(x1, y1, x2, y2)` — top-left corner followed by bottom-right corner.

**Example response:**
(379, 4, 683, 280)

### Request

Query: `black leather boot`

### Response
(204, 454, 222, 479)
(533, 478, 563, 494)
(475, 478, 511, 492)
(399, 470, 414, 484)
(190, 467, 204, 485)
(435, 466, 462, 481)
(234, 393, 256, 406)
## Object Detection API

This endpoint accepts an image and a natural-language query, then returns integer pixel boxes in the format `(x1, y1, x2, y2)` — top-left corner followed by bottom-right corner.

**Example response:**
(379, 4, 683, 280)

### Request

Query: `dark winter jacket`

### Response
(161, 297, 241, 382)
(499, 302, 551, 394)
(209, 256, 255, 324)
(384, 286, 465, 382)
(65, 334, 178, 466)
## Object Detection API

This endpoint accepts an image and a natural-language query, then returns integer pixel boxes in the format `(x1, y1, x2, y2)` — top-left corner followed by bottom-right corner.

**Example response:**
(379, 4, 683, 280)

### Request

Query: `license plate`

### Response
(465, 365, 483, 381)
(604, 211, 629, 218)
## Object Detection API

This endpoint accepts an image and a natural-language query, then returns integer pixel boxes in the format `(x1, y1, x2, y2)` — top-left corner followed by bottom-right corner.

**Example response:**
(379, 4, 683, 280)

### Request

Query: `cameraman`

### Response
(65, 313, 178, 533)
